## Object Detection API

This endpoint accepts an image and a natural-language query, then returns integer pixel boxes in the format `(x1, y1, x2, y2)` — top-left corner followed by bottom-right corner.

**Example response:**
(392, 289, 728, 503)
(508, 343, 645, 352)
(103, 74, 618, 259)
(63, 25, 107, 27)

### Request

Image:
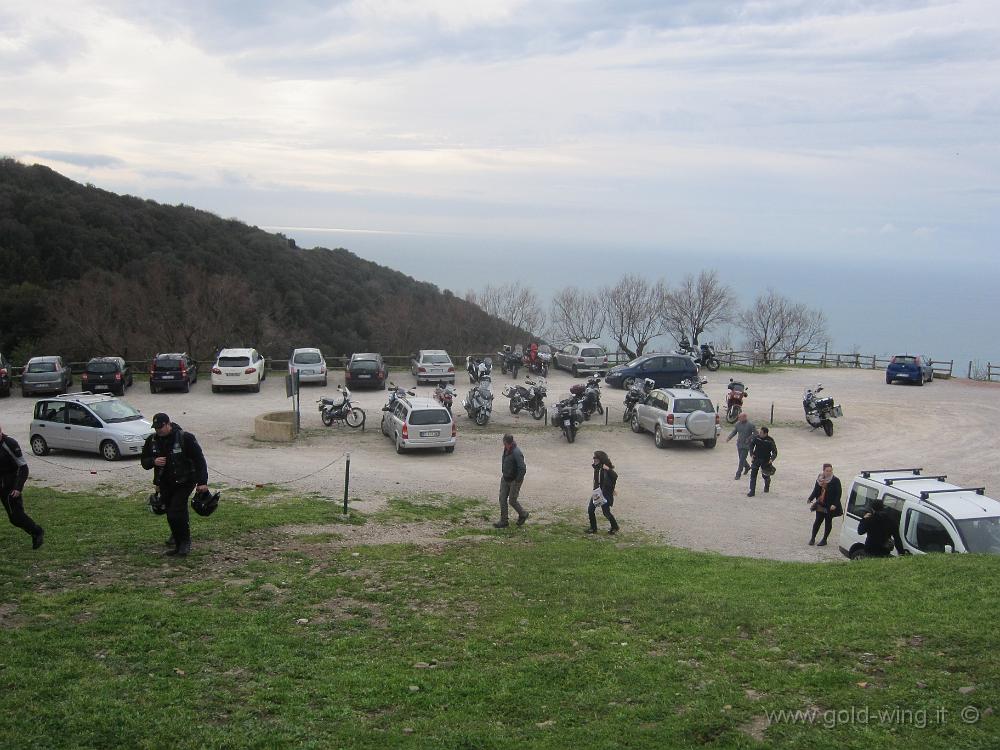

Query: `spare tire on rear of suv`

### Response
(685, 411, 715, 439)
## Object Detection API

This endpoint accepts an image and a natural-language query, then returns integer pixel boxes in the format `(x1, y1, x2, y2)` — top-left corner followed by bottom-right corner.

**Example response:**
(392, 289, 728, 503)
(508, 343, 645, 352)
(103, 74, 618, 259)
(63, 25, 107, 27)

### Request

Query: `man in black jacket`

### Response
(141, 413, 209, 557)
(0, 423, 44, 549)
(494, 433, 528, 528)
(747, 426, 777, 497)
(858, 498, 903, 557)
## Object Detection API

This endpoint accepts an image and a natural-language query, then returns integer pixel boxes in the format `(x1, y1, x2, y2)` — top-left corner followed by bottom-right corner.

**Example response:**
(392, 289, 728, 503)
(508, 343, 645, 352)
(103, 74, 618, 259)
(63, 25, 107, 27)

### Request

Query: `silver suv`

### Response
(410, 350, 455, 385)
(380, 395, 456, 454)
(630, 387, 720, 449)
(29, 393, 152, 461)
(554, 342, 609, 377)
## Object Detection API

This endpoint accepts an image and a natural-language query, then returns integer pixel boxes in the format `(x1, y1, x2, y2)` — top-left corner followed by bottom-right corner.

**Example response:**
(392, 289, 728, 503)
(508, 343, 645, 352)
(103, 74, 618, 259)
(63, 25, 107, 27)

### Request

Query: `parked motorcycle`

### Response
(497, 345, 522, 379)
(678, 338, 721, 371)
(725, 379, 748, 423)
(622, 378, 655, 423)
(803, 383, 843, 436)
(570, 375, 604, 420)
(524, 343, 551, 378)
(678, 376, 709, 393)
(462, 372, 494, 426)
(467, 355, 493, 384)
(433, 383, 458, 413)
(383, 381, 415, 412)
(550, 395, 585, 443)
(502, 378, 547, 420)
(318, 385, 365, 428)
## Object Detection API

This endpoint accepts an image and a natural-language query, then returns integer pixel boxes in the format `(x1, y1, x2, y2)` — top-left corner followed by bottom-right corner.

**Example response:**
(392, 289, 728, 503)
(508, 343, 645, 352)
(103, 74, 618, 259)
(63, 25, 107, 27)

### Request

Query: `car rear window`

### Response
(219, 356, 251, 368)
(27, 362, 56, 373)
(155, 357, 183, 370)
(87, 362, 119, 373)
(581, 348, 605, 358)
(892, 356, 917, 365)
(673, 398, 714, 413)
(423, 354, 451, 364)
(409, 409, 451, 426)
(350, 360, 379, 372)
(293, 352, 323, 365)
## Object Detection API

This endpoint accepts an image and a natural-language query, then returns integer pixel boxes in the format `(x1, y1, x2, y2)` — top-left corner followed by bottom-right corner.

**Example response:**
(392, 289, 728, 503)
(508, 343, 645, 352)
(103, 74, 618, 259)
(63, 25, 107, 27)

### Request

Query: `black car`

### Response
(345, 352, 387, 389)
(81, 357, 133, 396)
(0, 352, 10, 398)
(150, 352, 198, 393)
(604, 353, 698, 389)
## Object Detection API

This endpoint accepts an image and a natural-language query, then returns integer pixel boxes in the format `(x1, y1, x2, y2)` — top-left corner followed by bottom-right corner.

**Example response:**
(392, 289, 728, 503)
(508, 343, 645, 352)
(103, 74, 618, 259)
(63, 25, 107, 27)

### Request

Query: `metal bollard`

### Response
(770, 403, 774, 424)
(343, 452, 351, 514)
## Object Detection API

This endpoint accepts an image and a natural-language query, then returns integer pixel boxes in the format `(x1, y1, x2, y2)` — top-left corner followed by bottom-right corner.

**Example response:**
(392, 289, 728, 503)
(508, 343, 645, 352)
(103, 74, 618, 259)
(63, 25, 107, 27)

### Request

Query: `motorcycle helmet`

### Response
(191, 488, 220, 517)
(643, 378, 655, 391)
(148, 491, 167, 515)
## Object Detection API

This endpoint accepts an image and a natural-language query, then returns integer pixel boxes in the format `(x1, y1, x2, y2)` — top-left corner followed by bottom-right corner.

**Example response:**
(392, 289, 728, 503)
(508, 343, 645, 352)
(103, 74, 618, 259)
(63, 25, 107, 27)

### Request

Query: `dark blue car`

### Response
(885, 354, 933, 386)
(604, 354, 698, 390)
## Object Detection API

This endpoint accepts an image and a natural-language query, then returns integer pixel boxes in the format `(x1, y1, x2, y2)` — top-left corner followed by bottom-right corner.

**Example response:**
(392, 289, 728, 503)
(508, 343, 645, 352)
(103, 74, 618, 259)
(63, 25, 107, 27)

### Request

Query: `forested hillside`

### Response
(0, 159, 525, 362)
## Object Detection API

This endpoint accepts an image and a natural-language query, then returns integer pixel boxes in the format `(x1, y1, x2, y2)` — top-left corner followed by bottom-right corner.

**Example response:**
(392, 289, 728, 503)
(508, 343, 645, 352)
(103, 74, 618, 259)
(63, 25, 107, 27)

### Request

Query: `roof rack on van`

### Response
(884, 475, 947, 486)
(861, 468, 922, 479)
(919, 487, 985, 500)
(55, 391, 97, 398)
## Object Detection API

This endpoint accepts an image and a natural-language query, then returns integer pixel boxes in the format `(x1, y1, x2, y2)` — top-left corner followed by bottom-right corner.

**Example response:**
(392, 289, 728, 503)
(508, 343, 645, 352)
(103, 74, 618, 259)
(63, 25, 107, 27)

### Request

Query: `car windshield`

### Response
(27, 361, 56, 373)
(581, 348, 605, 358)
(956, 517, 1000, 554)
(351, 360, 378, 371)
(219, 356, 250, 368)
(90, 400, 143, 423)
(88, 362, 119, 373)
(423, 355, 451, 364)
(293, 352, 323, 365)
(156, 358, 183, 370)
(624, 357, 647, 368)
(673, 398, 714, 413)
(893, 356, 917, 365)
(409, 409, 451, 426)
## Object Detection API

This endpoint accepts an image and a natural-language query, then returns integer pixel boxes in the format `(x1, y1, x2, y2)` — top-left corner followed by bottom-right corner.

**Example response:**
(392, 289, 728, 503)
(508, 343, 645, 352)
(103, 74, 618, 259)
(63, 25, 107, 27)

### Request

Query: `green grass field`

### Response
(1, 488, 997, 749)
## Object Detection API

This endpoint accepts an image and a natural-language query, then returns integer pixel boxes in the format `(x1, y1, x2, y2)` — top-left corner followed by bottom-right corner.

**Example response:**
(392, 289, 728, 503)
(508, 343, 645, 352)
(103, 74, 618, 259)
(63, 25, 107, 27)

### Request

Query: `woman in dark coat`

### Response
(587, 450, 620, 535)
(807, 462, 842, 546)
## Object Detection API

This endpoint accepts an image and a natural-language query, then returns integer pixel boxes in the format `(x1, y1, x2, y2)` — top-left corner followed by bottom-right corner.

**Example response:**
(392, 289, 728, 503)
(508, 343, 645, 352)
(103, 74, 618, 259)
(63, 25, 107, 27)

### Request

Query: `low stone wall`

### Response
(254, 410, 297, 442)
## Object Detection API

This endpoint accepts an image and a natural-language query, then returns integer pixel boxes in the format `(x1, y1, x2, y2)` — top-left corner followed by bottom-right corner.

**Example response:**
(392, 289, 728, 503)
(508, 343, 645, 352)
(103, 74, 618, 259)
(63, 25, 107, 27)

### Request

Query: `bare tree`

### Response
(737, 290, 828, 364)
(547, 286, 606, 346)
(467, 282, 545, 335)
(661, 270, 734, 344)
(600, 274, 667, 359)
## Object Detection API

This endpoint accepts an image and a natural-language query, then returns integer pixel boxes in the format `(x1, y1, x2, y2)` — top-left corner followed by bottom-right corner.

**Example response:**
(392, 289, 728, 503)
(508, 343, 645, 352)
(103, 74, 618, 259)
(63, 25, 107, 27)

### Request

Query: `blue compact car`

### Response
(604, 353, 698, 390)
(886, 354, 933, 386)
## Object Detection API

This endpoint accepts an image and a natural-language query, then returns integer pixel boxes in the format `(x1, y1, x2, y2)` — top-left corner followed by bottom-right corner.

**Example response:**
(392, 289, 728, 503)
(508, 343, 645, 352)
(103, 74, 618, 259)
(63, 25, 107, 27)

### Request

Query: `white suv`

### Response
(29, 393, 152, 461)
(630, 387, 720, 449)
(380, 396, 456, 454)
(212, 348, 267, 393)
(839, 468, 1000, 558)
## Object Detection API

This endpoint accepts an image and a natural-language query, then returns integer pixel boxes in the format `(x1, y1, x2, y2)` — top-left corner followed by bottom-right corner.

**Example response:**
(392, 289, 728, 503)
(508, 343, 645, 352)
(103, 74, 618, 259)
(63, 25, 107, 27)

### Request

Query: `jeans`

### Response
(498, 479, 526, 524)
(735, 445, 750, 478)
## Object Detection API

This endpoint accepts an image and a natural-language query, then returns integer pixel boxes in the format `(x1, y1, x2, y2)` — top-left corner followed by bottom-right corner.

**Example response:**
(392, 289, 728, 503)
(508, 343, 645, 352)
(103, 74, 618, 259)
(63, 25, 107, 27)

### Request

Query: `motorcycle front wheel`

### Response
(597, 403, 604, 415)
(509, 399, 522, 415)
(532, 404, 545, 420)
(623, 408, 633, 423)
(565, 425, 576, 443)
(511, 364, 519, 379)
(346, 407, 366, 428)
(822, 419, 834, 437)
(726, 404, 740, 423)
(475, 410, 490, 426)
(706, 358, 721, 372)
(321, 410, 334, 427)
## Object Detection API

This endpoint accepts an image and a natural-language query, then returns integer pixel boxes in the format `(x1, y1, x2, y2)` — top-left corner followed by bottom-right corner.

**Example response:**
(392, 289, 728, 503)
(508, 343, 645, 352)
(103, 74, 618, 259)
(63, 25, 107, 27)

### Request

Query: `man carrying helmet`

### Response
(140, 413, 209, 557)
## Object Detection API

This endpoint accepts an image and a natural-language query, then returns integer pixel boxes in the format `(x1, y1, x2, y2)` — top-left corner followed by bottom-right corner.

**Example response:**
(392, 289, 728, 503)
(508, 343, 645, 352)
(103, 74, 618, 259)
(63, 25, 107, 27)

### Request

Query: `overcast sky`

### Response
(3, 1, 999, 366)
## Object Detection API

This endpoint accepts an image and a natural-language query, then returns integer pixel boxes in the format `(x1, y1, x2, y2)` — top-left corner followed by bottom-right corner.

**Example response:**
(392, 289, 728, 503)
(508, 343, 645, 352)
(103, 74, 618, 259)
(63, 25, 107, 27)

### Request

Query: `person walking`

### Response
(747, 427, 777, 497)
(0, 423, 44, 549)
(587, 450, 620, 535)
(857, 498, 903, 558)
(141, 413, 210, 556)
(725, 413, 757, 480)
(807, 463, 842, 546)
(494, 433, 528, 528)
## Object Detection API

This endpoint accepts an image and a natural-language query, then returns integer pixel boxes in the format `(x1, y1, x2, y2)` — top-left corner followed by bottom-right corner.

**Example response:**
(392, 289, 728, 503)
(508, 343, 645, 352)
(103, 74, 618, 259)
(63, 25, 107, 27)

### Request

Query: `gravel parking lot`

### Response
(3, 366, 998, 562)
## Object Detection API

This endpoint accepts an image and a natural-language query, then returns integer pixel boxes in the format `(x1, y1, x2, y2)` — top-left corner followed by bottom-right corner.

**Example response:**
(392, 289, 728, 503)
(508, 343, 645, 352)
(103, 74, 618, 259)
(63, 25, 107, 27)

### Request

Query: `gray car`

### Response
(380, 395, 456, 454)
(29, 393, 152, 461)
(410, 350, 456, 385)
(553, 342, 610, 377)
(631, 387, 721, 449)
(21, 356, 73, 397)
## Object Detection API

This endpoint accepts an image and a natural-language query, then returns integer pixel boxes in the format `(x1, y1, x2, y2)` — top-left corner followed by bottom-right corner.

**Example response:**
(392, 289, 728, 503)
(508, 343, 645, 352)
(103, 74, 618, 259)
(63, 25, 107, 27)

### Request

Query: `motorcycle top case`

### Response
(569, 384, 586, 397)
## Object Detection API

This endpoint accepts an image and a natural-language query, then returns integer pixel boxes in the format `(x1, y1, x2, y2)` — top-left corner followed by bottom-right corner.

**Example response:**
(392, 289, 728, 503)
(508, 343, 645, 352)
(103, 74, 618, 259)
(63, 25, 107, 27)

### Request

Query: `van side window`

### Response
(904, 510, 955, 553)
(846, 484, 879, 517)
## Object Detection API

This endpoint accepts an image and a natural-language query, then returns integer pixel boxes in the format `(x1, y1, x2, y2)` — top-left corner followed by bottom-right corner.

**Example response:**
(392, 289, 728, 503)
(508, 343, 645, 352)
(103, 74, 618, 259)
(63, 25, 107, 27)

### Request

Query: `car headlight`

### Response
(122, 433, 146, 442)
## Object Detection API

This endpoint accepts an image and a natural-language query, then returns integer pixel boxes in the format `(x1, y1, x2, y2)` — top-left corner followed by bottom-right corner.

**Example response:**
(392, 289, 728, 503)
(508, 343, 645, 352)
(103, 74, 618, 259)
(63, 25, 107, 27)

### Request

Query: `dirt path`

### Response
(4, 366, 998, 562)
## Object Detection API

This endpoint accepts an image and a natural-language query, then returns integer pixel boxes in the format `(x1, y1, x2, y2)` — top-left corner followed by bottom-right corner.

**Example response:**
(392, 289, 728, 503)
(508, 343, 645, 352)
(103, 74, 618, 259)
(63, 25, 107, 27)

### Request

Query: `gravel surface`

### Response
(3, 366, 997, 562)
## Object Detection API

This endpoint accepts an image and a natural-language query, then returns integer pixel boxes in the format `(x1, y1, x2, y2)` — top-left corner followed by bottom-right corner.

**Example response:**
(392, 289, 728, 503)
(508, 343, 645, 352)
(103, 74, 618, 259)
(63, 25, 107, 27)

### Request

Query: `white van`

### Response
(839, 468, 1000, 559)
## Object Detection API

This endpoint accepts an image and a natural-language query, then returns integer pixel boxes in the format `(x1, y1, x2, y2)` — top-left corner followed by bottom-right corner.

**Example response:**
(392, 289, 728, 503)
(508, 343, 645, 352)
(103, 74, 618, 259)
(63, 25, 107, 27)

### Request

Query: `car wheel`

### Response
(396, 435, 406, 454)
(631, 414, 642, 433)
(30, 435, 49, 456)
(150, 384, 158, 394)
(572, 365, 579, 377)
(703, 438, 717, 449)
(623, 377, 636, 390)
(917, 376, 924, 387)
(100, 440, 121, 461)
(323, 376, 328, 387)
(253, 379, 261, 393)
(182, 380, 190, 393)
(212, 385, 220, 394)
(654, 426, 666, 448)
(444, 445, 455, 453)
(885, 377, 892, 385)
(22, 389, 31, 398)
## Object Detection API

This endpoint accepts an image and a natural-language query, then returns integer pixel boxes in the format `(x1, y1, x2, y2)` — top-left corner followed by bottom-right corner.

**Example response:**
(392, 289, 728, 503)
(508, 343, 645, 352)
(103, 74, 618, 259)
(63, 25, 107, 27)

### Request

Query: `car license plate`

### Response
(420, 430, 440, 437)
(161, 375, 174, 379)
(94, 384, 108, 391)
(302, 369, 315, 375)
(226, 372, 240, 376)
(563, 419, 571, 426)
(358, 374, 370, 379)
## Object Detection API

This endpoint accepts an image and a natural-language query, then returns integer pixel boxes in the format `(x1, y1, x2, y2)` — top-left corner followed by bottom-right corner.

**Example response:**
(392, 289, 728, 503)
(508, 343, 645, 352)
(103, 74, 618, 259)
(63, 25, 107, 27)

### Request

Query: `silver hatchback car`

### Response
(631, 387, 721, 449)
(410, 350, 456, 385)
(380, 396, 456, 454)
(29, 393, 152, 461)
(554, 342, 610, 377)
(21, 356, 73, 397)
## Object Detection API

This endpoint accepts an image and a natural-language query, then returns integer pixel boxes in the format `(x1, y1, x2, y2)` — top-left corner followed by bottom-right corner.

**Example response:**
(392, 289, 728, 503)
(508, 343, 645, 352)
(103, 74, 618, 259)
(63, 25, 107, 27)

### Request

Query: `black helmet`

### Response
(191, 489, 220, 517)
(148, 491, 167, 515)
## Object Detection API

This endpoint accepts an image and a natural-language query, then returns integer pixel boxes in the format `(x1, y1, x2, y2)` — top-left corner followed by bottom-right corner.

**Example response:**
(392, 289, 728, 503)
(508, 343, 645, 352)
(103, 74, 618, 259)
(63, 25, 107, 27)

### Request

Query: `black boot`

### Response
(165, 535, 176, 546)
(31, 528, 45, 550)
(166, 540, 191, 557)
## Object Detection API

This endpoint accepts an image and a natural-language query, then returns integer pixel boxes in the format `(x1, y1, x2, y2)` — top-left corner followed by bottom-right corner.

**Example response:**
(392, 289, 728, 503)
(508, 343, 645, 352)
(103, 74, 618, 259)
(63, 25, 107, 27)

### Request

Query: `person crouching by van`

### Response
(857, 498, 902, 558)
(807, 463, 842, 546)
(587, 451, 619, 535)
